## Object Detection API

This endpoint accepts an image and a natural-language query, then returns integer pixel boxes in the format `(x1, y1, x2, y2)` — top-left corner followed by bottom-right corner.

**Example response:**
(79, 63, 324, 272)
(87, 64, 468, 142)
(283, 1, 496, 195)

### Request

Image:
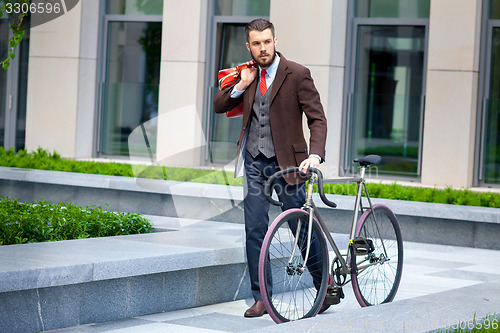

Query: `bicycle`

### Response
(258, 155, 403, 323)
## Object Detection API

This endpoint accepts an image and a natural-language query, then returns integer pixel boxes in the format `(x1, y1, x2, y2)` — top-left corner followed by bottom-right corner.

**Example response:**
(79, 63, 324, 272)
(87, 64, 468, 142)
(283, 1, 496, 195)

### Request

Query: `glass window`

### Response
(491, 0, 500, 19)
(0, 19, 8, 148)
(106, 0, 163, 15)
(0, 18, 28, 151)
(484, 27, 500, 183)
(207, 1, 270, 165)
(209, 23, 247, 163)
(99, 0, 163, 157)
(15, 27, 29, 151)
(100, 21, 162, 156)
(356, 0, 430, 18)
(348, 25, 426, 176)
(215, 0, 269, 16)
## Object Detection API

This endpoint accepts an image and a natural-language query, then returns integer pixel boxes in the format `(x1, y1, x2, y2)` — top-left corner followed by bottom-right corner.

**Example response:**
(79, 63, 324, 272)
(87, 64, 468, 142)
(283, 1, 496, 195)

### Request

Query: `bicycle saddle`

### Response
(353, 155, 382, 167)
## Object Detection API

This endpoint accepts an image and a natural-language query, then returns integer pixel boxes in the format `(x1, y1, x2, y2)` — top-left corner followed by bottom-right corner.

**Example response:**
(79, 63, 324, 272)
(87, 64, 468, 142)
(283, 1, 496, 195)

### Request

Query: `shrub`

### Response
(0, 197, 153, 245)
(0, 146, 134, 177)
(0, 147, 242, 185)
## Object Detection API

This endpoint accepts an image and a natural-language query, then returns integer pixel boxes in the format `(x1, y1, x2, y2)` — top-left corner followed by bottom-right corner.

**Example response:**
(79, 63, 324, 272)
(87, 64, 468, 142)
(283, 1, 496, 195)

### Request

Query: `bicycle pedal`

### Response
(324, 286, 344, 305)
(352, 237, 375, 255)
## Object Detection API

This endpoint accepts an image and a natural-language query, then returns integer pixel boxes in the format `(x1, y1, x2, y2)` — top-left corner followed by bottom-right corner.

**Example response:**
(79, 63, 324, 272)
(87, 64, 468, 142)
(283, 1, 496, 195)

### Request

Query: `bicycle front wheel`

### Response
(351, 204, 403, 307)
(259, 208, 329, 323)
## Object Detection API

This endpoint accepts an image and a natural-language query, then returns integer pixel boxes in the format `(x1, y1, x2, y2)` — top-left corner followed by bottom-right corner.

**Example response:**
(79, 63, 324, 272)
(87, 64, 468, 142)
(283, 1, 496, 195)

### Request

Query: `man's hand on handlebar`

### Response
(299, 155, 320, 174)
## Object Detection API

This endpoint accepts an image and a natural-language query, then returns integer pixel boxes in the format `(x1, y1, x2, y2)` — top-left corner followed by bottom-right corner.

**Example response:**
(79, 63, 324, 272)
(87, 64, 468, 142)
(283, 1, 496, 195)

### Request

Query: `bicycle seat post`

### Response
(349, 165, 368, 244)
(359, 165, 367, 181)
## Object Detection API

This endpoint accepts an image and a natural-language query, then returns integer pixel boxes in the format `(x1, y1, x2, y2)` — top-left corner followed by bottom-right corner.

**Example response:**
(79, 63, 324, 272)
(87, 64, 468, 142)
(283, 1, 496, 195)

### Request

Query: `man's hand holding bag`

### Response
(217, 60, 256, 118)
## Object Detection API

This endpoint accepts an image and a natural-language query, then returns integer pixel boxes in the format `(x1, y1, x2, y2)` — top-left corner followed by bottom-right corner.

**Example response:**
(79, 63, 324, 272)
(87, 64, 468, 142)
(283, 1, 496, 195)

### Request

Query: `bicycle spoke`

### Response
(259, 209, 329, 323)
(351, 205, 403, 307)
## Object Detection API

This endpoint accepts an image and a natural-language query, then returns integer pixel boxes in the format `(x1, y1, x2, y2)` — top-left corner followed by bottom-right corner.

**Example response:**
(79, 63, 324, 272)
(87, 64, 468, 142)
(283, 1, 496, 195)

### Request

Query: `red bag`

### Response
(218, 61, 256, 118)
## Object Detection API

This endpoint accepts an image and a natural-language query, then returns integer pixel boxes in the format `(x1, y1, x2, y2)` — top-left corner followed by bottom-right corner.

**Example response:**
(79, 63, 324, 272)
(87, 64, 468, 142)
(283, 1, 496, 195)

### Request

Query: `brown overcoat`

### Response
(213, 53, 327, 183)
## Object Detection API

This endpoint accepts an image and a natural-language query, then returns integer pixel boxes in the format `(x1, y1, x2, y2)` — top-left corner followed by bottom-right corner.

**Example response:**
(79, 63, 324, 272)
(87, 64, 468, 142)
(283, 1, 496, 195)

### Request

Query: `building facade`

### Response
(0, 0, 499, 189)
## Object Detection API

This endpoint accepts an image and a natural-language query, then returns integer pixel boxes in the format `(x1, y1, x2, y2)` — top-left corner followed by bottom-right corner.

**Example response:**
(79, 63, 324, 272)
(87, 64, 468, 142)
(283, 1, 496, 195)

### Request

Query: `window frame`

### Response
(340, 0, 430, 179)
(202, 0, 268, 166)
(475, 0, 500, 186)
(95, 1, 162, 158)
(0, 16, 29, 151)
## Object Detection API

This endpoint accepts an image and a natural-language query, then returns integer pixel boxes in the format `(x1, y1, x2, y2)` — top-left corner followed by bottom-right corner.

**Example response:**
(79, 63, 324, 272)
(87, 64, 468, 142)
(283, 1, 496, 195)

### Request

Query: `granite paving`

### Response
(42, 223, 500, 333)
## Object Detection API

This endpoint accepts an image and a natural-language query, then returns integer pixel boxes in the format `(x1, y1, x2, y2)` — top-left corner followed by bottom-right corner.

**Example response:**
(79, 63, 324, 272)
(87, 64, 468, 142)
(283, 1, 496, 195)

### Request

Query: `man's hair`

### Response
(245, 18, 275, 42)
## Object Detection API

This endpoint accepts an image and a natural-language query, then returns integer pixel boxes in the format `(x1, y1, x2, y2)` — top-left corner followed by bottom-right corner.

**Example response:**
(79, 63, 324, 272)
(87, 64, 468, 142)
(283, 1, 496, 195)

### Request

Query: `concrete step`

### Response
(0, 214, 350, 333)
(0, 217, 248, 332)
(39, 239, 500, 333)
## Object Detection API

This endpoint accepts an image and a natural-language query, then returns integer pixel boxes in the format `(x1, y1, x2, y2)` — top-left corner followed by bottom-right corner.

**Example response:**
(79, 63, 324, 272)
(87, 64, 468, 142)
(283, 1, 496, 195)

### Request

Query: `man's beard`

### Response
(251, 47, 276, 69)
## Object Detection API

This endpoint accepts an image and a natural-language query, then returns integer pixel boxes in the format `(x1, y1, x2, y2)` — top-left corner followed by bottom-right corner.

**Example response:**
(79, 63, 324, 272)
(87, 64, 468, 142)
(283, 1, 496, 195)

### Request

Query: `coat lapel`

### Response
(270, 54, 290, 106)
(246, 79, 258, 111)
(241, 79, 257, 129)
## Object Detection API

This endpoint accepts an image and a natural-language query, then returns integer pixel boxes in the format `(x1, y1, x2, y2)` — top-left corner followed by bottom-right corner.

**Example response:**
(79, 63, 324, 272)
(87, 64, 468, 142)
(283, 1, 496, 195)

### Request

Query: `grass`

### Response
(1, 147, 499, 208)
(0, 197, 153, 245)
(433, 314, 500, 333)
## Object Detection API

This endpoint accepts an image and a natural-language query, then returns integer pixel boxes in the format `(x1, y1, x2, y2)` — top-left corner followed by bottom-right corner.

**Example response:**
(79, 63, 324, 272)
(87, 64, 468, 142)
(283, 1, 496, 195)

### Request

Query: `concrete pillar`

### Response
(25, 1, 99, 158)
(270, 0, 348, 177)
(421, 0, 482, 187)
(156, 0, 208, 168)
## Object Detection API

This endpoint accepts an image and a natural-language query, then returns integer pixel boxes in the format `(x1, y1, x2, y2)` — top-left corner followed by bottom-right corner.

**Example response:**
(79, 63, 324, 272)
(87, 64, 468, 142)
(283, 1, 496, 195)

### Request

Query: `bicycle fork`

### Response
(288, 173, 317, 274)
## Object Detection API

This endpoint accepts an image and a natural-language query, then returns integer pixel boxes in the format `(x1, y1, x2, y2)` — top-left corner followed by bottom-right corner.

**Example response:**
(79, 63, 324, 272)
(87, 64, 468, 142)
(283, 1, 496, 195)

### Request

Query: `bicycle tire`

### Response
(259, 208, 329, 323)
(351, 204, 403, 307)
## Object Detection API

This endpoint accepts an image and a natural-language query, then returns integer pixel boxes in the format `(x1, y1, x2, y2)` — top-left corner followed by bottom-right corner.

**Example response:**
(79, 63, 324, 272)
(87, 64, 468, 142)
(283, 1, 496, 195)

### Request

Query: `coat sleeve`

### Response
(297, 67, 328, 162)
(213, 82, 244, 114)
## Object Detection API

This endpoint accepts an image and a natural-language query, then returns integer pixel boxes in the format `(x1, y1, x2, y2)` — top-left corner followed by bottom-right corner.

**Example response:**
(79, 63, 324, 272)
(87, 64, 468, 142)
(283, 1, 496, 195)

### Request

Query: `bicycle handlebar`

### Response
(264, 167, 337, 208)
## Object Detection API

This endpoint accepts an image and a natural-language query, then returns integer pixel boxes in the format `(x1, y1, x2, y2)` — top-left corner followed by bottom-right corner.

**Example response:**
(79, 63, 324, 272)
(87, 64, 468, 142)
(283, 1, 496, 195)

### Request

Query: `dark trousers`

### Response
(244, 150, 309, 301)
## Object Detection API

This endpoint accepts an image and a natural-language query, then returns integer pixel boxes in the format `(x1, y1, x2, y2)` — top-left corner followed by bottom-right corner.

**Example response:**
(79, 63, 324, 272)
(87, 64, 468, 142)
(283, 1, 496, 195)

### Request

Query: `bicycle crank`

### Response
(331, 257, 348, 286)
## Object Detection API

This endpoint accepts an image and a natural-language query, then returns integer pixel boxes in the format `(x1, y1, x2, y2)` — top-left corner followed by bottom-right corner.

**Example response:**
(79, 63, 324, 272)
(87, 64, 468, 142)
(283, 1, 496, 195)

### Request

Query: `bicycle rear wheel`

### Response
(259, 208, 329, 323)
(351, 204, 403, 307)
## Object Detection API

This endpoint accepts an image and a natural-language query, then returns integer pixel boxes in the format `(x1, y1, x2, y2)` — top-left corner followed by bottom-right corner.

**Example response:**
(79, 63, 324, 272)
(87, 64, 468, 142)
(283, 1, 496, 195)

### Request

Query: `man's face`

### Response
(246, 28, 277, 69)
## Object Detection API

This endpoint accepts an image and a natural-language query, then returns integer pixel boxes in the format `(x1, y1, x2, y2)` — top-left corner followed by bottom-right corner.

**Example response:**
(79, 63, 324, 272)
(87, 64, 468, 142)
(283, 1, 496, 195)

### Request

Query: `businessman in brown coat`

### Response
(213, 18, 328, 317)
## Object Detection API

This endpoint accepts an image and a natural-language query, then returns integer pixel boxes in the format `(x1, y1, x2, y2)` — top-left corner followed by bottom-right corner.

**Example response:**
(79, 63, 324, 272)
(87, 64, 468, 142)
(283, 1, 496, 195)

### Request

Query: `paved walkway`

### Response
(44, 239, 500, 333)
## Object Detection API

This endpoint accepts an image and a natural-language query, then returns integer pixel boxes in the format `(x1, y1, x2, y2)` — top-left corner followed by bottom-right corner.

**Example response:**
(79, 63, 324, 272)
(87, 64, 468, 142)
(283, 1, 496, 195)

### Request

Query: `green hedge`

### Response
(1, 147, 499, 208)
(321, 182, 500, 208)
(0, 146, 243, 186)
(0, 147, 135, 176)
(0, 197, 153, 245)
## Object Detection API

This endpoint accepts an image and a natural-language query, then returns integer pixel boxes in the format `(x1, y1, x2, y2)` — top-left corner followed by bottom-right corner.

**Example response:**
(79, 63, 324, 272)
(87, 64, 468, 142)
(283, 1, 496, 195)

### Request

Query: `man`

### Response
(213, 18, 327, 317)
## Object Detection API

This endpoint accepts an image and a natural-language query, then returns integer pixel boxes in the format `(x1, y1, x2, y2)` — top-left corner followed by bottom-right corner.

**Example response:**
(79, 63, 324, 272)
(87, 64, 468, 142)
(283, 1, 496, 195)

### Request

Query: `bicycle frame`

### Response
(300, 166, 379, 282)
(261, 156, 402, 322)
